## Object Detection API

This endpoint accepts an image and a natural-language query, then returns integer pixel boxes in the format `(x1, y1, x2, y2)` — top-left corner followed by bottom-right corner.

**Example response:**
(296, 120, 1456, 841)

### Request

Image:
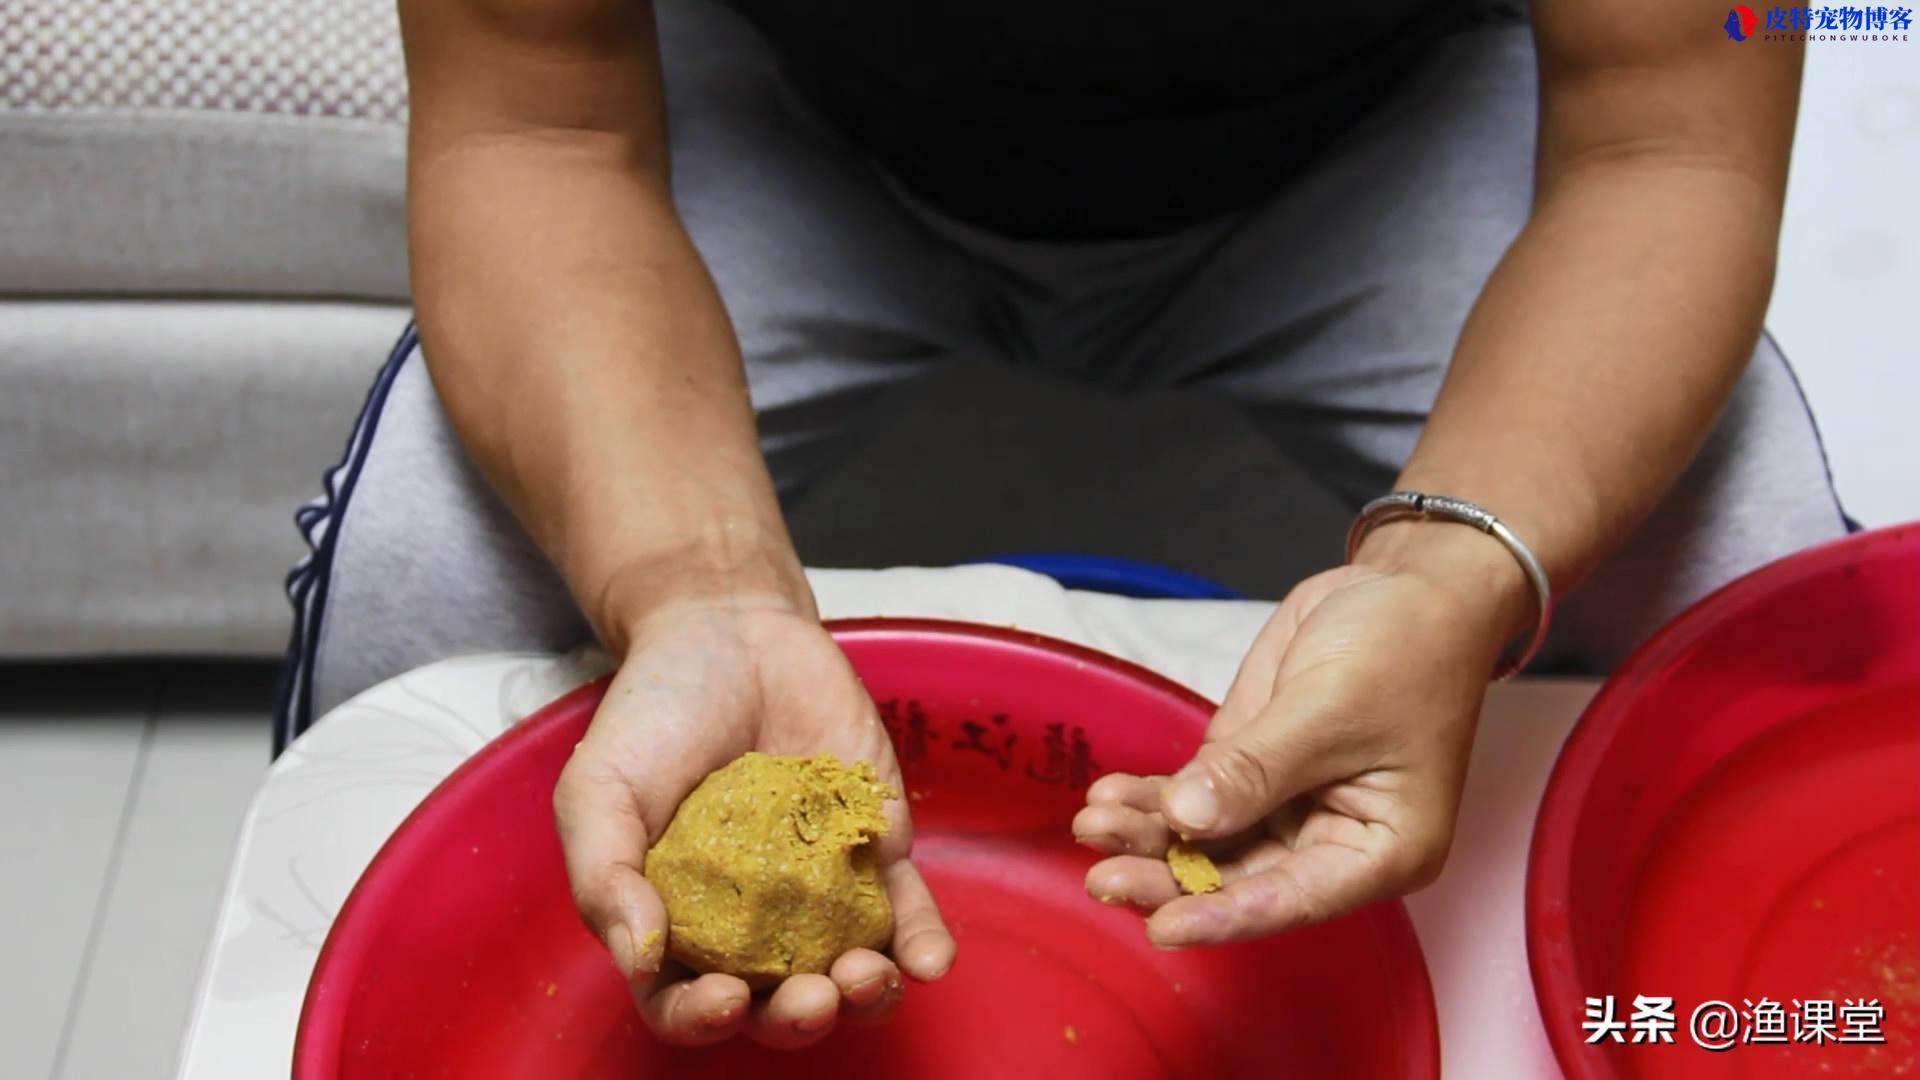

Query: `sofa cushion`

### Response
(0, 298, 409, 655)
(0, 0, 409, 299)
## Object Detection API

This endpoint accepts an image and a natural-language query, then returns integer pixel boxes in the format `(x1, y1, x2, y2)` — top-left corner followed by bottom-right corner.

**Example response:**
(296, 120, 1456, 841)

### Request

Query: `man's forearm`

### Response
(409, 133, 808, 651)
(1365, 156, 1783, 621)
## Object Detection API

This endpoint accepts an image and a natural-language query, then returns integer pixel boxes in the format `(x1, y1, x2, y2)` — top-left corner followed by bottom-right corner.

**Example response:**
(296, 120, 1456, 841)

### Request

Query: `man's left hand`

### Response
(1072, 552, 1516, 945)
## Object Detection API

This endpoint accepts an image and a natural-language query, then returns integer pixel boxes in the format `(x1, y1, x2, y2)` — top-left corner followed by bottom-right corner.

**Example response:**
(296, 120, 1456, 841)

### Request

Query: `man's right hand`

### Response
(399, 0, 957, 1045)
(553, 591, 956, 1049)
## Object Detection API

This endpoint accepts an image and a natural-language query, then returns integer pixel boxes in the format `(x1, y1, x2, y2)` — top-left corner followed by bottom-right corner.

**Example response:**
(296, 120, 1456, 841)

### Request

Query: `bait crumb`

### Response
(1064, 1025, 1078, 1044)
(544, 982, 558, 997)
(1167, 842, 1223, 895)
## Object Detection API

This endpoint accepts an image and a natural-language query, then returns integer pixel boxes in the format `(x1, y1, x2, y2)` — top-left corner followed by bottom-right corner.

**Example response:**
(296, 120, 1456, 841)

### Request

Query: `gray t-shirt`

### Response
(729, 0, 1481, 238)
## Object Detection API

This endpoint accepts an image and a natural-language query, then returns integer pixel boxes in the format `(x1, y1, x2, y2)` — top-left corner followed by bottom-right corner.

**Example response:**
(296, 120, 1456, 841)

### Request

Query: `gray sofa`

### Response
(1, 0, 412, 655)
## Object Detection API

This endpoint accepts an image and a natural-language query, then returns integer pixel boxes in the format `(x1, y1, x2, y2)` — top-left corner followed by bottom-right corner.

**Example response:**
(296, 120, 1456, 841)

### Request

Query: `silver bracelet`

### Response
(1344, 491, 1553, 681)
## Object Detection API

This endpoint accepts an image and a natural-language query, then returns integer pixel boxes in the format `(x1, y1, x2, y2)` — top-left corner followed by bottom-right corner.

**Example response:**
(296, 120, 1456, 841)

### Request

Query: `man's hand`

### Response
(1074, 525, 1526, 944)
(402, 0, 961, 1042)
(554, 595, 955, 1047)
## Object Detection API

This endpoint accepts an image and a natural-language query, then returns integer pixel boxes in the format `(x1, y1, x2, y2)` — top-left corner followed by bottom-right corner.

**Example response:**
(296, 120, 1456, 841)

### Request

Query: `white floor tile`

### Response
(58, 672, 271, 1080)
(0, 668, 151, 1080)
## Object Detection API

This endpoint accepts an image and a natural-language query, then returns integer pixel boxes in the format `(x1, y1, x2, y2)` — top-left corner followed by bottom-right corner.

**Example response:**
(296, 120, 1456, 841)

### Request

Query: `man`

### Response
(279, 0, 1844, 1048)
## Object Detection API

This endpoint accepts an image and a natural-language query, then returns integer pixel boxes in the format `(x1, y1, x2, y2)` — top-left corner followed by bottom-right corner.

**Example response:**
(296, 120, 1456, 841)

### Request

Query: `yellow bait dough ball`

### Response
(645, 752, 895, 986)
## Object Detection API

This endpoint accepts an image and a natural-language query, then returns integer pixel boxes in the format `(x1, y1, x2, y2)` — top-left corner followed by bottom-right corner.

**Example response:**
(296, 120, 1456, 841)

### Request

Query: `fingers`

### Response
(1084, 855, 1183, 909)
(641, 952, 906, 1049)
(1159, 668, 1366, 841)
(1144, 835, 1404, 948)
(638, 971, 752, 1046)
(1084, 772, 1163, 812)
(1083, 833, 1274, 910)
(691, 952, 905, 1050)
(1078, 774, 1172, 856)
(1071, 802, 1172, 857)
(884, 859, 955, 981)
(744, 974, 841, 1048)
(831, 949, 904, 1027)
(553, 753, 666, 982)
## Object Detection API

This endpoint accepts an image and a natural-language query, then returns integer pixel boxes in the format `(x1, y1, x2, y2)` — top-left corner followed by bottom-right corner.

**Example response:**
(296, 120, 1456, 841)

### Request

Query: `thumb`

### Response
(553, 750, 670, 982)
(1161, 675, 1359, 839)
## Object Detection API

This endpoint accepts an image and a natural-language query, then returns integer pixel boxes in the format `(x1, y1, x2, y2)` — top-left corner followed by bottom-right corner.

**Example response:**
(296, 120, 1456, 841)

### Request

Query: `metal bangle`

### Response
(1343, 491, 1553, 681)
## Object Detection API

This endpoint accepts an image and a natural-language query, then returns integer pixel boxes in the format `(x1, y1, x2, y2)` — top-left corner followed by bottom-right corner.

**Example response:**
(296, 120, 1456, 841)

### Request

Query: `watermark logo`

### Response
(1582, 995, 1887, 1052)
(1725, 4, 1760, 39)
(1726, 5, 1914, 40)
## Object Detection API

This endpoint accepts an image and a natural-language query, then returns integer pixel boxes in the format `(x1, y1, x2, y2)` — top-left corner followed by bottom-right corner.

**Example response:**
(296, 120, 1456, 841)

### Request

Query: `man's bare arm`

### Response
(400, 0, 808, 653)
(1360, 0, 1804, 620)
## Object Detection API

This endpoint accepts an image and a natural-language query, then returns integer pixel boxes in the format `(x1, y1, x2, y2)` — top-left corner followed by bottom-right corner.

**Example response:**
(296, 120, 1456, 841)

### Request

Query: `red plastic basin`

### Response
(297, 619, 1438, 1078)
(1528, 525, 1920, 1078)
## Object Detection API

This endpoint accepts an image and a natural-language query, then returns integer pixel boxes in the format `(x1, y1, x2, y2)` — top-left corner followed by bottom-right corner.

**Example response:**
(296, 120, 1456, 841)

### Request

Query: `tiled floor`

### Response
(1, 664, 273, 1080)
(3, 40, 1917, 1080)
